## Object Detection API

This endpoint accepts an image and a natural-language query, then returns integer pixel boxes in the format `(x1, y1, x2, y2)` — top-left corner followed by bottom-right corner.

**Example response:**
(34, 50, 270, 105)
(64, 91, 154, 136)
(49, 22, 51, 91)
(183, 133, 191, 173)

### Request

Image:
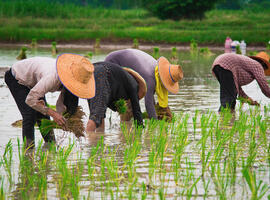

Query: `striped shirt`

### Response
(212, 53, 270, 98)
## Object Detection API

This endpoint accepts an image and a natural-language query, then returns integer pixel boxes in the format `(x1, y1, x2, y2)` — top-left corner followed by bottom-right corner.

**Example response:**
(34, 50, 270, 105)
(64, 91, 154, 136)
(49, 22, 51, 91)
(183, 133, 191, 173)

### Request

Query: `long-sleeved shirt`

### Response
(11, 57, 65, 115)
(88, 62, 143, 126)
(212, 53, 270, 99)
(105, 49, 158, 119)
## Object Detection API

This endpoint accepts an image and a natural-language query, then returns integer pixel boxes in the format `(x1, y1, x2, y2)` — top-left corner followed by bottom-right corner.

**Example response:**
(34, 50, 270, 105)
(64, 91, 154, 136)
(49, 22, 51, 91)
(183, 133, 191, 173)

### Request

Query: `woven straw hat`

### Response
(123, 67, 147, 99)
(56, 53, 95, 99)
(158, 57, 184, 94)
(249, 52, 270, 76)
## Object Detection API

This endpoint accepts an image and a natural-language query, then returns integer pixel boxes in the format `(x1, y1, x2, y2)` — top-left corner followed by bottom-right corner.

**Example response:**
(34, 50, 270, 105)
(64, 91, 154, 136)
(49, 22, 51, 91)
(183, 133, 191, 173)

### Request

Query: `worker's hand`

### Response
(48, 109, 67, 129)
(247, 97, 260, 106)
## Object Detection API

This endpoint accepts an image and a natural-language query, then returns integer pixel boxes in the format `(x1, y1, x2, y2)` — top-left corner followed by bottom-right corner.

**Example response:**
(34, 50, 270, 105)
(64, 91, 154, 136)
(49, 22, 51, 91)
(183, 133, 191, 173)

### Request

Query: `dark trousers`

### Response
(4, 69, 55, 147)
(213, 65, 237, 111)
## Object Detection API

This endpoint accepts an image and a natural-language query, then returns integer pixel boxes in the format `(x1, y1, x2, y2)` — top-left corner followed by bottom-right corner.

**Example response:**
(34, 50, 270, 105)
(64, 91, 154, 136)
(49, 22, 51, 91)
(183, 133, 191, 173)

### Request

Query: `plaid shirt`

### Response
(212, 53, 270, 98)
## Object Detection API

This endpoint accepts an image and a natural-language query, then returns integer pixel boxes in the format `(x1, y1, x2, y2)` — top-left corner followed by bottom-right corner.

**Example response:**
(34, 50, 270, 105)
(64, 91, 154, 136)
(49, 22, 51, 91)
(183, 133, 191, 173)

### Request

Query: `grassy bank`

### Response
(0, 1, 270, 45)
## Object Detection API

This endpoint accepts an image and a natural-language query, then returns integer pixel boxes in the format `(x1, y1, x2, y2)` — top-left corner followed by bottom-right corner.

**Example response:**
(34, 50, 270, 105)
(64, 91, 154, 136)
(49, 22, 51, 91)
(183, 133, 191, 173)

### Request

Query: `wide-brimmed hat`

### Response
(123, 67, 147, 99)
(249, 52, 270, 76)
(56, 53, 95, 99)
(158, 57, 184, 94)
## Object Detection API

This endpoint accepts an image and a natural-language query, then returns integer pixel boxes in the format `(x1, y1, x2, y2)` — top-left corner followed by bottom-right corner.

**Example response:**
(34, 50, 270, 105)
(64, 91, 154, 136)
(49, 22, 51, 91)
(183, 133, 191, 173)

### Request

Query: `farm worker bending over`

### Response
(212, 52, 270, 112)
(86, 61, 146, 132)
(4, 54, 95, 148)
(105, 49, 183, 121)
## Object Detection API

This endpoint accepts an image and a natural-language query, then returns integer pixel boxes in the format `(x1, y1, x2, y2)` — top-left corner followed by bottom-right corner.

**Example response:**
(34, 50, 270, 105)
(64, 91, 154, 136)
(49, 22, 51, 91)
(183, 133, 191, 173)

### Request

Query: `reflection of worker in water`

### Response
(212, 52, 270, 112)
(86, 61, 146, 132)
(105, 49, 183, 121)
(4, 54, 95, 148)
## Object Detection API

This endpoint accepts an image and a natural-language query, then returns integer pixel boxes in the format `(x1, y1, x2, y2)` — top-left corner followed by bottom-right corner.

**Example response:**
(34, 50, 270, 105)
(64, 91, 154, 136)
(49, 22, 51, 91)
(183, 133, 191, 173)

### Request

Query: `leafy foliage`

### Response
(143, 0, 220, 20)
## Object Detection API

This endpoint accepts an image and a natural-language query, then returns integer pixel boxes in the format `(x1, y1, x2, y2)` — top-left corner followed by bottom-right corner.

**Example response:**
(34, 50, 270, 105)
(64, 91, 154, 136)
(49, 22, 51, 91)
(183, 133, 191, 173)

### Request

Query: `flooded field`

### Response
(0, 46, 270, 199)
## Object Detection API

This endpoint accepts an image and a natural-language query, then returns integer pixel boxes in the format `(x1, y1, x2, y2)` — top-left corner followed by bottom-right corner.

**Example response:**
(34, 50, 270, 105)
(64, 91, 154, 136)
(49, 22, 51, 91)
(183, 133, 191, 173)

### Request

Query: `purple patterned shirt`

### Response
(212, 53, 270, 98)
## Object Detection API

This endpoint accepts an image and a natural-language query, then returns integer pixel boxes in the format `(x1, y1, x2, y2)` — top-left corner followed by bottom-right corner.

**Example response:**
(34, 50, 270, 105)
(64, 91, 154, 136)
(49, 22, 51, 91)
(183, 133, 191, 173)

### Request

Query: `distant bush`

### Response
(143, 0, 219, 20)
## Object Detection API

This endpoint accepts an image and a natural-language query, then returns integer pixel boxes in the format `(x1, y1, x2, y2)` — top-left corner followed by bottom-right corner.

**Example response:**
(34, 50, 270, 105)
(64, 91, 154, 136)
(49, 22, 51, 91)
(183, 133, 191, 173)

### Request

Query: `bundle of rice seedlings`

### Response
(39, 106, 85, 138)
(155, 103, 173, 122)
(11, 104, 57, 128)
(115, 99, 127, 114)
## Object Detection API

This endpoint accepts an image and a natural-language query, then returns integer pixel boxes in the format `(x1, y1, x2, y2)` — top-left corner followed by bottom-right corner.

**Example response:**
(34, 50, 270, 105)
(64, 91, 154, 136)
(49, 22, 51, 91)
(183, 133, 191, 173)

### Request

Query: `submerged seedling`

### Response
(132, 38, 139, 49)
(94, 38, 100, 48)
(190, 39, 198, 53)
(153, 47, 160, 59)
(51, 41, 57, 56)
(31, 38, 37, 48)
(16, 46, 27, 60)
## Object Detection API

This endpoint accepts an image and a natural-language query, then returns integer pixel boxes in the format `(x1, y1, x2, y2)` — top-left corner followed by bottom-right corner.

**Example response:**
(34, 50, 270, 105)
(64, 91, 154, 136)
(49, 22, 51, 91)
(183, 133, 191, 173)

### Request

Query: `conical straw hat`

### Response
(158, 57, 184, 94)
(56, 53, 95, 99)
(123, 67, 147, 100)
(249, 52, 270, 76)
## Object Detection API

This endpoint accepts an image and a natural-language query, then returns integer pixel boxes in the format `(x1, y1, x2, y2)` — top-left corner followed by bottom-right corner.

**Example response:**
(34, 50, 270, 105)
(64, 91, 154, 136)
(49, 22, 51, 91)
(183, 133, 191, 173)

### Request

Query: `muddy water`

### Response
(1, 47, 270, 199)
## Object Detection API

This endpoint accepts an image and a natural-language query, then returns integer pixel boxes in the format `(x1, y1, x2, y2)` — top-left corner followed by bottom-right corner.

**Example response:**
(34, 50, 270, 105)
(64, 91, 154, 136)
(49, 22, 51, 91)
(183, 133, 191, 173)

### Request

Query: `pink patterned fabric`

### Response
(212, 53, 270, 98)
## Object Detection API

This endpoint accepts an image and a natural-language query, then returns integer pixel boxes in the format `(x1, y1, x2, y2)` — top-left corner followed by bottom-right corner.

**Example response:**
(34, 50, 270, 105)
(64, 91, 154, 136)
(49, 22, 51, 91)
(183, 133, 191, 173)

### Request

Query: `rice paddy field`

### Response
(0, 45, 270, 199)
(0, 0, 270, 45)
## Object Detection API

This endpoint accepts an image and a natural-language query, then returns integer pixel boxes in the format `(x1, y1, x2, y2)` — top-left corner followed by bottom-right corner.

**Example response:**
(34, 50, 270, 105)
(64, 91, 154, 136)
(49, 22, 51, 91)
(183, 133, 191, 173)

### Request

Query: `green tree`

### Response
(143, 0, 220, 20)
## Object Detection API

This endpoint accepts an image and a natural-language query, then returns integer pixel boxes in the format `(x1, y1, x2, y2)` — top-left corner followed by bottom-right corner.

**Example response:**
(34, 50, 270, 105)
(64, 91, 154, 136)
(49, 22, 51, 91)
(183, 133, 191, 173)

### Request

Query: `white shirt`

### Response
(12, 57, 65, 115)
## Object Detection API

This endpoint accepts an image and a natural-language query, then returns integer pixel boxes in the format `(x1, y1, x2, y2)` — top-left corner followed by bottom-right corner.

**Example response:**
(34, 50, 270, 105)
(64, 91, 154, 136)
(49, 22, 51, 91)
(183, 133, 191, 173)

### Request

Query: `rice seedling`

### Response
(55, 142, 84, 199)
(172, 114, 189, 185)
(198, 113, 212, 177)
(15, 142, 49, 199)
(210, 159, 230, 199)
(242, 167, 270, 200)
(0, 178, 5, 200)
(141, 182, 147, 200)
(16, 46, 27, 60)
(192, 110, 199, 137)
(267, 41, 270, 51)
(170, 47, 178, 63)
(51, 41, 57, 56)
(248, 51, 258, 56)
(31, 38, 37, 48)
(202, 179, 211, 200)
(153, 47, 160, 59)
(94, 38, 100, 49)
(132, 38, 139, 49)
(199, 47, 214, 56)
(190, 39, 198, 53)
(236, 45, 242, 54)
(85, 51, 93, 59)
(2, 140, 13, 188)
